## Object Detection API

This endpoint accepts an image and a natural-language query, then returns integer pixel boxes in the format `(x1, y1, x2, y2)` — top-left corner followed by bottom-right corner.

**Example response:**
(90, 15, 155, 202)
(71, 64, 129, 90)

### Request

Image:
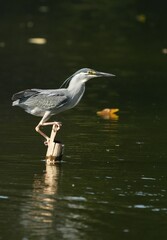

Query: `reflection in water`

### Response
(20, 163, 87, 239)
(20, 164, 60, 238)
(43, 164, 60, 195)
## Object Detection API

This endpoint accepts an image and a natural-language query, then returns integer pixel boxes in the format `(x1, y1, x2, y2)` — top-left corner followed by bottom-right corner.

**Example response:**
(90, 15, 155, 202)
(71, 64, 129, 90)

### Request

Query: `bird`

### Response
(12, 68, 115, 145)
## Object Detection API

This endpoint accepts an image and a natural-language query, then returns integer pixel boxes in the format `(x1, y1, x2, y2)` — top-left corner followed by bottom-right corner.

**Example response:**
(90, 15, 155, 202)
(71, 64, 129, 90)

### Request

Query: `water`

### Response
(1, 103, 167, 239)
(0, 1, 167, 239)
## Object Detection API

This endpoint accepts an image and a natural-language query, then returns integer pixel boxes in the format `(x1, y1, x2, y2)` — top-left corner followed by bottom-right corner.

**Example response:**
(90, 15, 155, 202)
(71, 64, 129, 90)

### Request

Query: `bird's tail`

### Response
(12, 100, 20, 106)
(12, 89, 39, 106)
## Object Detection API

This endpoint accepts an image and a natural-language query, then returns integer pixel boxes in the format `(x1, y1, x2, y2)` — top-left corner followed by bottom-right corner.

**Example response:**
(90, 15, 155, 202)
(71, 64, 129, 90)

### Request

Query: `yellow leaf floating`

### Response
(97, 108, 119, 121)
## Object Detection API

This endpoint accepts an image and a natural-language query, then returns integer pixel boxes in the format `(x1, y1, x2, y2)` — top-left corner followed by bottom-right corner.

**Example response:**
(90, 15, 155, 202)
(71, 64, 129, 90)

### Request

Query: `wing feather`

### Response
(12, 88, 69, 111)
(12, 89, 40, 101)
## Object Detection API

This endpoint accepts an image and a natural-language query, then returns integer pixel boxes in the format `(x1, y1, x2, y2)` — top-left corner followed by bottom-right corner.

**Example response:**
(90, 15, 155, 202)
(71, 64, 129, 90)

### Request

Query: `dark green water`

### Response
(0, 1, 167, 239)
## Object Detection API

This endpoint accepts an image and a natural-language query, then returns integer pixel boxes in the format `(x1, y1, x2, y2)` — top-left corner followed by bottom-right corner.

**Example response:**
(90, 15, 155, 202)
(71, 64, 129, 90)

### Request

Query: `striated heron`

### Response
(12, 68, 115, 145)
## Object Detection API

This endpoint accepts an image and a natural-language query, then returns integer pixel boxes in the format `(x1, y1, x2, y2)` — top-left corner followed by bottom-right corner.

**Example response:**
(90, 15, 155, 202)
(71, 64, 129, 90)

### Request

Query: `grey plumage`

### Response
(12, 68, 115, 144)
(12, 88, 70, 117)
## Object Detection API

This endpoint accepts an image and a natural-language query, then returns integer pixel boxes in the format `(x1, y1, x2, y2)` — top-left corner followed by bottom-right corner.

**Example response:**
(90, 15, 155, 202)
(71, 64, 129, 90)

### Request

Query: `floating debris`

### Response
(97, 108, 119, 120)
(28, 38, 47, 45)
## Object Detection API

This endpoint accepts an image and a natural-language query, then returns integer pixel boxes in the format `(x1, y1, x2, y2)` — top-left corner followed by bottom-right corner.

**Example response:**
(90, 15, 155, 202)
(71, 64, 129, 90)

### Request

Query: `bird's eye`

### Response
(88, 70, 95, 75)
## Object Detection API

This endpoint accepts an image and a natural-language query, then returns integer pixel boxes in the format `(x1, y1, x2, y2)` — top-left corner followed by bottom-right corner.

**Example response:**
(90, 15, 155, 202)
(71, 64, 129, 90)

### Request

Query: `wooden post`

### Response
(46, 124, 64, 164)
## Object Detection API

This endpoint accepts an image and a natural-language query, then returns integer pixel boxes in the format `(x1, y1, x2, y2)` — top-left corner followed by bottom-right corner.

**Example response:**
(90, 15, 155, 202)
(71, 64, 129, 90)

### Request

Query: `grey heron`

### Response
(12, 68, 115, 145)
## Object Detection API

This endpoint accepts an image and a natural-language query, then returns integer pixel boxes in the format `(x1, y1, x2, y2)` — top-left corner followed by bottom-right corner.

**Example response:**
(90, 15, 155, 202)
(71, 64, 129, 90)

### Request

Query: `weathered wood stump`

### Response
(46, 124, 64, 164)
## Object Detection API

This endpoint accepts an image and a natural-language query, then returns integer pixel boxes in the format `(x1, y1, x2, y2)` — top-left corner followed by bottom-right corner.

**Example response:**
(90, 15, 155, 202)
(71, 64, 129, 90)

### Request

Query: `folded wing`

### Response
(12, 88, 69, 111)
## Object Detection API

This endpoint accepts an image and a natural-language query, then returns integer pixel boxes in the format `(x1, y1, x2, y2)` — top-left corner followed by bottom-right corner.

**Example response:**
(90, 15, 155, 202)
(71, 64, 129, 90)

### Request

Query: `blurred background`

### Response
(0, 1, 167, 240)
(0, 0, 167, 106)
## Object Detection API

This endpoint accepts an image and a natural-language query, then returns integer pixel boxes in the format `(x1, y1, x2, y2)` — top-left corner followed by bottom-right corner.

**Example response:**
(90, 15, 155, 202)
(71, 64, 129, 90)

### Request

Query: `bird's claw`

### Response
(44, 138, 50, 146)
(53, 122, 62, 131)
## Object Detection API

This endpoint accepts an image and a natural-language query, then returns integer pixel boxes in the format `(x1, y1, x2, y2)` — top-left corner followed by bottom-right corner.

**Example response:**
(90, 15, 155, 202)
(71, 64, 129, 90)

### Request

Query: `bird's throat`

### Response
(68, 82, 85, 108)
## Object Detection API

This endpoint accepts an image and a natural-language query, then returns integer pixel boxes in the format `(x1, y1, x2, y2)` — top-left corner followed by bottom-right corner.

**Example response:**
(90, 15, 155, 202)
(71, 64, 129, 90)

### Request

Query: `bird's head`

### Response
(60, 68, 115, 89)
(73, 68, 115, 83)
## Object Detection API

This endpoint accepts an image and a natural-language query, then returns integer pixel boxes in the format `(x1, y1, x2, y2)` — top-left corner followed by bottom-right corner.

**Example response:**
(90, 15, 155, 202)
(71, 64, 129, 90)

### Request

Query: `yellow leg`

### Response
(35, 112, 61, 145)
(35, 122, 61, 145)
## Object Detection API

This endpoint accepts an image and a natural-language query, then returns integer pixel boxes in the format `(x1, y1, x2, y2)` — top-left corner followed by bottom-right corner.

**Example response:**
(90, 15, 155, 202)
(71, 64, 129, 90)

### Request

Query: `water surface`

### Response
(0, 1, 167, 239)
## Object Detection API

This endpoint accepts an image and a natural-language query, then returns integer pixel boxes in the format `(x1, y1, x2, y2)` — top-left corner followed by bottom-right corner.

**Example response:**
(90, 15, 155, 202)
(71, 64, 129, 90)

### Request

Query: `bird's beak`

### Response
(95, 71, 115, 77)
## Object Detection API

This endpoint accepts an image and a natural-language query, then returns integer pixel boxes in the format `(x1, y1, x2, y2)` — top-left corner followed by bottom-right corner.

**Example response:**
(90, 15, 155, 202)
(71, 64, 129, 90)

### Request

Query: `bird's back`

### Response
(12, 88, 70, 117)
(12, 89, 40, 104)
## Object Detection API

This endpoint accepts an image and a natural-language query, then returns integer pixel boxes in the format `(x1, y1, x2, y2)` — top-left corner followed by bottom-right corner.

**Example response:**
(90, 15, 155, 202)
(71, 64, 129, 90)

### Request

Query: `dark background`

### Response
(0, 0, 167, 106)
(0, 1, 167, 240)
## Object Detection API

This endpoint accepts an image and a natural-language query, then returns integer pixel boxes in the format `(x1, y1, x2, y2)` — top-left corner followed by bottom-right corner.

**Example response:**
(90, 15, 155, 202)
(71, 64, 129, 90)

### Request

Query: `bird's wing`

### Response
(12, 89, 41, 101)
(36, 90, 69, 110)
(13, 88, 70, 111)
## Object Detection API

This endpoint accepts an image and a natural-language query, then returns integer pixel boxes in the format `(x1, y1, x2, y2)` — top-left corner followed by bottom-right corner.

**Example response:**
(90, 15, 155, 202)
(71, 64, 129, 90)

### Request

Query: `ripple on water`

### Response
(0, 195, 9, 199)
(61, 196, 87, 202)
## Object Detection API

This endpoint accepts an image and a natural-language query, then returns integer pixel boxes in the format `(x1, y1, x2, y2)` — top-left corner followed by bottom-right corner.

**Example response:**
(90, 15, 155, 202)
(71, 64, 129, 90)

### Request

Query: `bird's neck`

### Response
(68, 75, 85, 92)
(67, 77, 85, 106)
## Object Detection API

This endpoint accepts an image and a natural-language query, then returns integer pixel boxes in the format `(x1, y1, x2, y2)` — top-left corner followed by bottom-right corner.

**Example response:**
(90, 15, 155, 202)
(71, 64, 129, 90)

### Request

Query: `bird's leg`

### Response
(35, 124, 50, 145)
(35, 112, 52, 145)
(35, 112, 62, 145)
(42, 122, 61, 145)
(42, 121, 62, 131)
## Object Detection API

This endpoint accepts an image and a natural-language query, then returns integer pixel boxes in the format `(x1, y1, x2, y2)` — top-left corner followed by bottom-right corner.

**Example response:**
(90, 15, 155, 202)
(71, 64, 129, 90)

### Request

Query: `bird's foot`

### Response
(53, 122, 62, 131)
(44, 138, 50, 146)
